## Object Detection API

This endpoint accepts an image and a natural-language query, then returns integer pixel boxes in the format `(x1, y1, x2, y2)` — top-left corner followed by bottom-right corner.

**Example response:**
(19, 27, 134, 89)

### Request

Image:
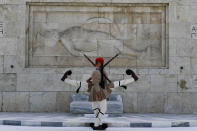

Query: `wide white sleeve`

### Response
(63, 79, 88, 90)
(113, 77, 135, 88)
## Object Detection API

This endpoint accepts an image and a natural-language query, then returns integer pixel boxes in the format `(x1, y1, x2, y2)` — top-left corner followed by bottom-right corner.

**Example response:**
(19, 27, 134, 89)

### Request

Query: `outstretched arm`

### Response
(113, 77, 135, 88)
(61, 70, 88, 93)
(63, 78, 88, 93)
(113, 69, 139, 89)
(63, 79, 87, 88)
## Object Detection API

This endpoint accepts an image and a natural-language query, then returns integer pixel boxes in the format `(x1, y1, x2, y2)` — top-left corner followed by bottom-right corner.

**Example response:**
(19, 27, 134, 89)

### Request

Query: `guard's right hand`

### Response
(97, 91, 102, 101)
(86, 77, 92, 83)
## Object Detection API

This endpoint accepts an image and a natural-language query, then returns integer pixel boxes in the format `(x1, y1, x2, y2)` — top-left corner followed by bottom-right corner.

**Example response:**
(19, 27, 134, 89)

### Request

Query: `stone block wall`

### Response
(0, 0, 197, 113)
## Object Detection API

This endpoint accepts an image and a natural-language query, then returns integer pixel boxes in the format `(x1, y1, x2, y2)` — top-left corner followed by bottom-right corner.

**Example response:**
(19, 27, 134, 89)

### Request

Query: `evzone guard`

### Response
(61, 53, 139, 130)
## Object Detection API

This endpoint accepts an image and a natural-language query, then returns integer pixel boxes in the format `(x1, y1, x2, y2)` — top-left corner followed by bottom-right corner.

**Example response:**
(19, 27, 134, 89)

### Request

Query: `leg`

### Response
(98, 99, 107, 125)
(92, 101, 100, 127)
(91, 100, 108, 130)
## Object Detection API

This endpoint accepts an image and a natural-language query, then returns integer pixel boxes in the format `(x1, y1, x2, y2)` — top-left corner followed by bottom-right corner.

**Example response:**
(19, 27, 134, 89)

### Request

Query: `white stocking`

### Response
(92, 99, 107, 127)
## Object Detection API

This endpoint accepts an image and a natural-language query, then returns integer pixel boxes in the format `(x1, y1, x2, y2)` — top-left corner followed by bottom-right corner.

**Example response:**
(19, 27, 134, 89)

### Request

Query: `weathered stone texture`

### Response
(17, 73, 75, 91)
(56, 92, 72, 112)
(123, 92, 138, 113)
(168, 56, 191, 75)
(30, 92, 56, 112)
(151, 74, 178, 92)
(0, 92, 2, 111)
(0, 56, 3, 73)
(4, 55, 17, 73)
(191, 57, 197, 75)
(181, 93, 197, 114)
(0, 74, 16, 91)
(15, 92, 30, 112)
(2, 92, 29, 112)
(125, 74, 151, 92)
(164, 92, 197, 114)
(164, 92, 182, 113)
(0, 38, 17, 55)
(137, 92, 165, 113)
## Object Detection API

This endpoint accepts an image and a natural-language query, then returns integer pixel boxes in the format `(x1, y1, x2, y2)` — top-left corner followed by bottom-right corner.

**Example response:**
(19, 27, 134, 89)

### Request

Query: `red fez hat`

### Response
(95, 57, 104, 64)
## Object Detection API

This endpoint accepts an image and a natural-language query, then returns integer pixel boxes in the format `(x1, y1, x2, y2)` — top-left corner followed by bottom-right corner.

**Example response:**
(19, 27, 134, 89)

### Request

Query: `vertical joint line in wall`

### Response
(14, 92, 16, 111)
(109, 19, 111, 40)
(1, 92, 3, 111)
(176, 74, 178, 93)
(150, 74, 152, 92)
(46, 12, 48, 24)
(55, 92, 57, 112)
(55, 91, 57, 112)
(166, 92, 169, 112)
(96, 40, 98, 56)
(2, 55, 4, 73)
(136, 92, 138, 112)
(135, 55, 137, 73)
(28, 92, 30, 111)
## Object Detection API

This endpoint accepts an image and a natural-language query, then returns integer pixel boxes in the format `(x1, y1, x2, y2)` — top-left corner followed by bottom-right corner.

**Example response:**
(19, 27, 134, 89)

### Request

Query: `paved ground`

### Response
(0, 125, 197, 131)
(0, 112, 197, 128)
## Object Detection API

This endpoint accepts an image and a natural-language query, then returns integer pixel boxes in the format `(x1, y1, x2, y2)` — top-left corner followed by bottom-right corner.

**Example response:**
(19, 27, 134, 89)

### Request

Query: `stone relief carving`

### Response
(28, 4, 167, 67)
(36, 25, 157, 58)
(36, 25, 123, 56)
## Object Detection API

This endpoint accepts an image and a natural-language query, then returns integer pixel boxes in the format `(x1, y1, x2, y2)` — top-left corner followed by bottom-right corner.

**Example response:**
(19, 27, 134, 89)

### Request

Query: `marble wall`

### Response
(0, 0, 197, 113)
